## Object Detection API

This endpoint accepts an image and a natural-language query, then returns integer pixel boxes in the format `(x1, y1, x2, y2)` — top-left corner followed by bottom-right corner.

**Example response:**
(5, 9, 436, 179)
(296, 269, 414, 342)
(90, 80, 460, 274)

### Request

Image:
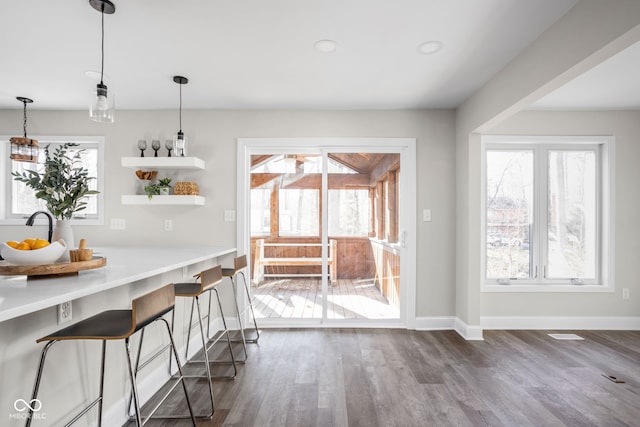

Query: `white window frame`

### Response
(0, 136, 105, 226)
(481, 135, 614, 293)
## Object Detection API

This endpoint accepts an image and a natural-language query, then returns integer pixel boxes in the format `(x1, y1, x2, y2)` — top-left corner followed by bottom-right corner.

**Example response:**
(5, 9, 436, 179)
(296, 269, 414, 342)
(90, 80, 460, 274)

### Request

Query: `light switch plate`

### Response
(110, 218, 126, 230)
(224, 210, 236, 222)
(423, 209, 432, 222)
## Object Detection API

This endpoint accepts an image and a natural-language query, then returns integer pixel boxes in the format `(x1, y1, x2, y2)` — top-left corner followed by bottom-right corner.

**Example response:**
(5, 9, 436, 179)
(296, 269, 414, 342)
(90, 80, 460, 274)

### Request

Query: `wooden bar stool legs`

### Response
(26, 285, 196, 427)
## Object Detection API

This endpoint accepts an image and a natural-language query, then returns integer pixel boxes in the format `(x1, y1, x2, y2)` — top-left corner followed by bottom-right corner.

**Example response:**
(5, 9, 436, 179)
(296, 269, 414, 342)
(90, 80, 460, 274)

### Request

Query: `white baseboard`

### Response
(411, 316, 485, 340)
(413, 316, 456, 330)
(454, 318, 484, 340)
(481, 316, 640, 330)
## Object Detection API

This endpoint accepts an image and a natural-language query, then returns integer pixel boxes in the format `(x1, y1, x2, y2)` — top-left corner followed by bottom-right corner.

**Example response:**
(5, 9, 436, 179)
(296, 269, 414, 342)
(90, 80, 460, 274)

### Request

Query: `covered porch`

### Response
(249, 152, 402, 320)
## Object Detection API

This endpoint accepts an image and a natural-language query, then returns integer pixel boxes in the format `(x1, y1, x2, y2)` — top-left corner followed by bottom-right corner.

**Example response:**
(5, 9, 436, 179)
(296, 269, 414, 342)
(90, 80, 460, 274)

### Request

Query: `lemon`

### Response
(23, 238, 38, 249)
(31, 239, 50, 250)
(6, 241, 20, 249)
(15, 242, 31, 251)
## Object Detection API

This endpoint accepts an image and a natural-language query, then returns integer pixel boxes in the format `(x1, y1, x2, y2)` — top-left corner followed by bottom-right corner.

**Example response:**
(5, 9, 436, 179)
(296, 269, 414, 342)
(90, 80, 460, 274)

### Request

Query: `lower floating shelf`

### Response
(121, 195, 205, 205)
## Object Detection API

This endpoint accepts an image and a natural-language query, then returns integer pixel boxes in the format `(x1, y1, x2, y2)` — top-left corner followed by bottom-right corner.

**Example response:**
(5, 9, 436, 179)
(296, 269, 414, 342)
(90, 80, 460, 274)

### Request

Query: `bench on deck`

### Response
(253, 239, 337, 285)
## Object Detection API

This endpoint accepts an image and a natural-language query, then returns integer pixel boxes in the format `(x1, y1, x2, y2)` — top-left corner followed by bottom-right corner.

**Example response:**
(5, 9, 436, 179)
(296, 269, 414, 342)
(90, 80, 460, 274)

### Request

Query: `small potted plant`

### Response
(158, 177, 172, 195)
(144, 177, 172, 199)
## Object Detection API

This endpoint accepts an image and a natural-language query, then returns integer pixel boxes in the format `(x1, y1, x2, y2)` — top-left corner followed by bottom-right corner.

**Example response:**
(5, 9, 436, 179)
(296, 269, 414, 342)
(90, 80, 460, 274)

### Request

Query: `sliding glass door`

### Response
(324, 151, 401, 320)
(238, 138, 416, 327)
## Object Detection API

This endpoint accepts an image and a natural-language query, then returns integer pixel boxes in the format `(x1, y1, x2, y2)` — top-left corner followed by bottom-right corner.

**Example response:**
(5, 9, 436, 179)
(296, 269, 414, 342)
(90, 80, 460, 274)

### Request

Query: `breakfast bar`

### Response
(0, 245, 235, 322)
(0, 245, 235, 426)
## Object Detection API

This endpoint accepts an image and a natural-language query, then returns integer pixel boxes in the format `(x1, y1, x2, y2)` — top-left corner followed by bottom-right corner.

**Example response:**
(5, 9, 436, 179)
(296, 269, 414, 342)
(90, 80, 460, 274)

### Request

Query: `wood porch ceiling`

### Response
(250, 153, 399, 190)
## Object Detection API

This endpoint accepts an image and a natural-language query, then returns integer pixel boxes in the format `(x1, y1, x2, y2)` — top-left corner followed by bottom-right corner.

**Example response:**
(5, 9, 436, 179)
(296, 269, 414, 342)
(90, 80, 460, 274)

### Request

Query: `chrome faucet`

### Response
(26, 211, 53, 243)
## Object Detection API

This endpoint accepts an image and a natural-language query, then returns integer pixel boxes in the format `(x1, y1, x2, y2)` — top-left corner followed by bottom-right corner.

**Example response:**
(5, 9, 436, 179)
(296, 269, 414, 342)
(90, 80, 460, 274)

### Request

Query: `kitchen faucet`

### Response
(26, 211, 53, 243)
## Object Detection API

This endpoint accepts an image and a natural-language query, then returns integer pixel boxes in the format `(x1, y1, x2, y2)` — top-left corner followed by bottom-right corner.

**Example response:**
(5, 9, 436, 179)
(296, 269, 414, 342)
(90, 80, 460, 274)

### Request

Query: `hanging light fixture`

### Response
(88, 0, 116, 123)
(10, 97, 40, 163)
(173, 76, 189, 156)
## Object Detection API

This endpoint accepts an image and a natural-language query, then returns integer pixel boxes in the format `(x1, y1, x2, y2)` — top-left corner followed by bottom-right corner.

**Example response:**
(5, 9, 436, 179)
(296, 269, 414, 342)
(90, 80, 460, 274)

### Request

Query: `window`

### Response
(328, 189, 370, 236)
(482, 136, 613, 289)
(278, 189, 319, 236)
(1, 136, 104, 225)
(250, 188, 271, 236)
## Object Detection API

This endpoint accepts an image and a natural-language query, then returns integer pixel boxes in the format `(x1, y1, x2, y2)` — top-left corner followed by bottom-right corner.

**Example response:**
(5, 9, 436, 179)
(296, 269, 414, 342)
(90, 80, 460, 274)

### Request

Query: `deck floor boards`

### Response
(252, 278, 399, 320)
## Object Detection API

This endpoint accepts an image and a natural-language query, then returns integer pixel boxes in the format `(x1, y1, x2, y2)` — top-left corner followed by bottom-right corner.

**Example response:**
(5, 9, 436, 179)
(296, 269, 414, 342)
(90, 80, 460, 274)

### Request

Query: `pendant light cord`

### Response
(22, 101, 27, 138)
(179, 83, 183, 132)
(100, 8, 105, 85)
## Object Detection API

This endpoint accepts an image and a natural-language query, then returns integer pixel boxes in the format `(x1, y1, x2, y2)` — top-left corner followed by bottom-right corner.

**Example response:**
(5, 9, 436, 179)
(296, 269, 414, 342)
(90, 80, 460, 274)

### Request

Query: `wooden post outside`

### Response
(376, 181, 385, 239)
(329, 239, 337, 285)
(388, 169, 398, 243)
(369, 187, 376, 237)
(270, 187, 279, 237)
(253, 239, 265, 284)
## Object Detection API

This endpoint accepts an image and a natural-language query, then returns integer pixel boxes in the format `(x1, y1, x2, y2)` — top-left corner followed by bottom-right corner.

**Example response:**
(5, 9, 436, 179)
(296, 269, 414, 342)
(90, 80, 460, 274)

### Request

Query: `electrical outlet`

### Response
(164, 219, 173, 232)
(622, 288, 630, 300)
(58, 301, 72, 324)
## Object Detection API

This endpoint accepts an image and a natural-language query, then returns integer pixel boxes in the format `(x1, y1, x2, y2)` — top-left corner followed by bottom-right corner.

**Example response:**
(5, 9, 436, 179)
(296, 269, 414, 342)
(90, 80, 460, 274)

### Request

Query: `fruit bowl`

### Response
(0, 240, 66, 265)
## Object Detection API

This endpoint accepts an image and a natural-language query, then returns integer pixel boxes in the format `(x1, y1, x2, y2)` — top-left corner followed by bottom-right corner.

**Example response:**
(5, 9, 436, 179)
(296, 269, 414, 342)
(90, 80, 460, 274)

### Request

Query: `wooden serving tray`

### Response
(0, 256, 107, 277)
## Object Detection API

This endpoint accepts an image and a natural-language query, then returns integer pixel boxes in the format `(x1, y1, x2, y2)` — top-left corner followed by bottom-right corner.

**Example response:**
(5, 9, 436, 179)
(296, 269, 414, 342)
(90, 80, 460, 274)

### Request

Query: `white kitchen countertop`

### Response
(0, 245, 235, 322)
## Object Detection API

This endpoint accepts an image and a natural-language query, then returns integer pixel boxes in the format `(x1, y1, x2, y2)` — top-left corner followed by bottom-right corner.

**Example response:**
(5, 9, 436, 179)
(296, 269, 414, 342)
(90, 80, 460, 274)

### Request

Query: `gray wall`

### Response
(0, 108, 458, 319)
(0, 108, 457, 425)
(454, 0, 640, 330)
(484, 110, 640, 318)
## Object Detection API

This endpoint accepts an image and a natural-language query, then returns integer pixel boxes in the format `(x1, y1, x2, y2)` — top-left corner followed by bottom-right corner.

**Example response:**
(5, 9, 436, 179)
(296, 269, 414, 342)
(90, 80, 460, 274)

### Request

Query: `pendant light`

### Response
(173, 76, 189, 156)
(10, 97, 39, 163)
(89, 0, 116, 123)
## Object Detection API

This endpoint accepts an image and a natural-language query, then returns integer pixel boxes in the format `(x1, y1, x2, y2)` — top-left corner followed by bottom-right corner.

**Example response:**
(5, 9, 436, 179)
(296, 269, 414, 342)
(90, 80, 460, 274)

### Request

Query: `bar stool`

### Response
(222, 255, 260, 350)
(26, 284, 196, 427)
(169, 265, 238, 418)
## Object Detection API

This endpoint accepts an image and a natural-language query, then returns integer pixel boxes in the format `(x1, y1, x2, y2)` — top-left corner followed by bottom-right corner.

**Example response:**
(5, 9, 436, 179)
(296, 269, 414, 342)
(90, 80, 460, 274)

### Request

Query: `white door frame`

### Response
(237, 137, 417, 328)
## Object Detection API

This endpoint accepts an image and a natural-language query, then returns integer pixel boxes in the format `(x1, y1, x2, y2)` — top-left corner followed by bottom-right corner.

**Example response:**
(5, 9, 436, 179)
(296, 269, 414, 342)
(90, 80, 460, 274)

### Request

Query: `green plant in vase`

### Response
(12, 142, 99, 254)
(12, 143, 99, 220)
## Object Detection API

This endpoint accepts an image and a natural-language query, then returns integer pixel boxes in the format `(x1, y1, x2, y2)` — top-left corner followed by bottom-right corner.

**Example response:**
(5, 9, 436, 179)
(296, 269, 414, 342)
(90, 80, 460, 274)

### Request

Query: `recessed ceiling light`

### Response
(418, 41, 443, 55)
(314, 40, 337, 53)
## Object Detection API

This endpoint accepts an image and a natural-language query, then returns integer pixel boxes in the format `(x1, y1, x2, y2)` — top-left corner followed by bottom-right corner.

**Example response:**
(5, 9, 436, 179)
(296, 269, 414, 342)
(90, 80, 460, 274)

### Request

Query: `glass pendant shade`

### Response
(90, 83, 115, 123)
(88, 0, 116, 123)
(172, 75, 189, 157)
(173, 131, 187, 157)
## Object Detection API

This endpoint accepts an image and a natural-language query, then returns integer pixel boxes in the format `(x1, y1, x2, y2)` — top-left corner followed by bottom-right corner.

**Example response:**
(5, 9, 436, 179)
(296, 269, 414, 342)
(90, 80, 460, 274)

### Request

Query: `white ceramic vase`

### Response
(51, 220, 74, 261)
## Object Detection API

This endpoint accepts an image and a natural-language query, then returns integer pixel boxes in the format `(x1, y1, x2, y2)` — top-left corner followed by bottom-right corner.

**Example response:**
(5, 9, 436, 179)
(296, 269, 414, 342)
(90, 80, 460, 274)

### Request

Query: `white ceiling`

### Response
(0, 0, 585, 111)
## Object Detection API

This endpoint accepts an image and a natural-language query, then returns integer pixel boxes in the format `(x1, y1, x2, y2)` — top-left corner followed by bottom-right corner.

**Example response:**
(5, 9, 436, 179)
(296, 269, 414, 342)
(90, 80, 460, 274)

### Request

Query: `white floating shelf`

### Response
(121, 195, 205, 205)
(121, 157, 205, 170)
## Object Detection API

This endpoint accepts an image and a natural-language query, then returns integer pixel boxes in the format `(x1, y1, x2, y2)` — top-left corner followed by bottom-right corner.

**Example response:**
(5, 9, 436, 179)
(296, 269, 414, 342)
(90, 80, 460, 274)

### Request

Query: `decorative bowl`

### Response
(0, 240, 66, 265)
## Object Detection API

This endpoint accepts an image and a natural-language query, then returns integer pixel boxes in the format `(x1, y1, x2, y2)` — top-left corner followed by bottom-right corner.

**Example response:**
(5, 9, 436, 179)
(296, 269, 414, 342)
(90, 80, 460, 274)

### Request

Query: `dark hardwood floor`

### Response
(128, 329, 640, 426)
